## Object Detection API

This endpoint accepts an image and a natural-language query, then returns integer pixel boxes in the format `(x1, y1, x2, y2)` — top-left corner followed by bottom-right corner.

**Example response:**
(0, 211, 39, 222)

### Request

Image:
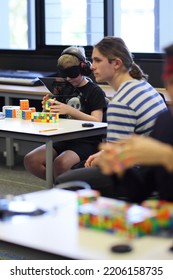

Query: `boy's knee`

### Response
(24, 153, 36, 170)
(23, 153, 30, 169)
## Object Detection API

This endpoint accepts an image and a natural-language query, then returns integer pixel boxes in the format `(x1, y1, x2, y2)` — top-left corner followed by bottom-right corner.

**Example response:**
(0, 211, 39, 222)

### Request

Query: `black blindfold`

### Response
(57, 65, 81, 78)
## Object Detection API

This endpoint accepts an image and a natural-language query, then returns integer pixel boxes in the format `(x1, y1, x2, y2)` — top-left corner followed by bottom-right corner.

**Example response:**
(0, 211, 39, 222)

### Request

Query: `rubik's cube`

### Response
(31, 112, 59, 123)
(21, 110, 32, 120)
(45, 99, 56, 111)
(2, 106, 20, 118)
(20, 99, 29, 110)
(78, 196, 129, 233)
(19, 100, 36, 120)
(16, 108, 21, 118)
(29, 107, 36, 113)
(77, 189, 100, 206)
(5, 108, 17, 118)
(78, 192, 173, 238)
(21, 107, 36, 120)
(135, 199, 173, 236)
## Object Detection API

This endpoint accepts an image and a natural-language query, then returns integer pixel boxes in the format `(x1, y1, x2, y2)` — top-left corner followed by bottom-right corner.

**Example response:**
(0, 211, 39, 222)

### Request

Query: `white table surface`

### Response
(0, 118, 107, 187)
(0, 117, 107, 136)
(0, 188, 172, 260)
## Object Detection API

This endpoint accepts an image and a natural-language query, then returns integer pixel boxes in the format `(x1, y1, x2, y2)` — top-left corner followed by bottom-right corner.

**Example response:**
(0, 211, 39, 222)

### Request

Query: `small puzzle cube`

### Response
(22, 110, 32, 120)
(20, 99, 29, 110)
(45, 99, 56, 111)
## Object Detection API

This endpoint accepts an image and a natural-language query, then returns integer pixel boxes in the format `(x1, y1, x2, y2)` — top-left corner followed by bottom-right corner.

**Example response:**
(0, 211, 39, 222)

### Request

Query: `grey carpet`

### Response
(0, 153, 47, 197)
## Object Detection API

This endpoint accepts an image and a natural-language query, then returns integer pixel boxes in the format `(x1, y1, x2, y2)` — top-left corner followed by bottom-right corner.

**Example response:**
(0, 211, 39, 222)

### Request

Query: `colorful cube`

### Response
(20, 99, 29, 110)
(2, 106, 20, 118)
(45, 99, 56, 111)
(29, 107, 36, 113)
(31, 112, 59, 123)
(78, 196, 129, 233)
(78, 194, 173, 238)
(77, 189, 100, 206)
(22, 110, 32, 120)
(4, 108, 16, 118)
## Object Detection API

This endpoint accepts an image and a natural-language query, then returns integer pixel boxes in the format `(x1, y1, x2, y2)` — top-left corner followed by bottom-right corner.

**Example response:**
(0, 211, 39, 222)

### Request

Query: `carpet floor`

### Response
(0, 153, 47, 197)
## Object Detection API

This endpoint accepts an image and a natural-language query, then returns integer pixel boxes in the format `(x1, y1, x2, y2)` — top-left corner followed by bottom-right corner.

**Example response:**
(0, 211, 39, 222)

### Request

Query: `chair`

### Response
(54, 180, 91, 191)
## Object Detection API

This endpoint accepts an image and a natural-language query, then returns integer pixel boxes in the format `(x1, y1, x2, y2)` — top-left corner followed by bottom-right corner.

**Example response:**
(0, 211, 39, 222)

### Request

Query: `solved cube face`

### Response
(16, 109, 21, 118)
(20, 99, 29, 110)
(5, 108, 16, 118)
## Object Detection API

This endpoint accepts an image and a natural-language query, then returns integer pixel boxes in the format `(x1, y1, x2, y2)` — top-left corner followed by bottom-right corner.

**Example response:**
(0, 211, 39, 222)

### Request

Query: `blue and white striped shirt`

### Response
(107, 79, 167, 142)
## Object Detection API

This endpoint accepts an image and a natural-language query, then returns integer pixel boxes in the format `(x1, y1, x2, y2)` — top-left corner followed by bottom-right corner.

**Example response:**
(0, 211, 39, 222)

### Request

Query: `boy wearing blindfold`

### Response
(24, 46, 107, 181)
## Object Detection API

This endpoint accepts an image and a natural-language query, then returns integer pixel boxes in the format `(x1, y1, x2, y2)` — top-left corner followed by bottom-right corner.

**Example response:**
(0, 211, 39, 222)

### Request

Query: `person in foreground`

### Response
(98, 135, 173, 176)
(56, 42, 173, 203)
(24, 46, 107, 181)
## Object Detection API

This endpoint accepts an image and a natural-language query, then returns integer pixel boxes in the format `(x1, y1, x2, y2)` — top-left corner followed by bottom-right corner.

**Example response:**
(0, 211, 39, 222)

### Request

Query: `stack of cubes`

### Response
(31, 98, 59, 122)
(3, 99, 36, 120)
(77, 189, 173, 237)
(20, 99, 36, 120)
(2, 99, 59, 122)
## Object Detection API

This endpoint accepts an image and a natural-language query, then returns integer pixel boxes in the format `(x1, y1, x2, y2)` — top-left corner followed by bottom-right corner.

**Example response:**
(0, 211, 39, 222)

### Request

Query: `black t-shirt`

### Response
(149, 110, 173, 201)
(131, 110, 173, 202)
(53, 80, 107, 118)
(53, 80, 107, 145)
(150, 109, 173, 143)
(117, 110, 173, 203)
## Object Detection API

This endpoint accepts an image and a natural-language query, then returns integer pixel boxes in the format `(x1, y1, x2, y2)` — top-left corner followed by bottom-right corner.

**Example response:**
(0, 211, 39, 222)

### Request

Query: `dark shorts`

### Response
(53, 140, 98, 161)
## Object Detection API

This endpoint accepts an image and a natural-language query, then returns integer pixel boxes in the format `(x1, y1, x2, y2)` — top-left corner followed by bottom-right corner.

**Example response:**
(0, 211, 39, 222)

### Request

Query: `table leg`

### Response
(45, 139, 53, 188)
(6, 137, 14, 167)
(4, 95, 10, 106)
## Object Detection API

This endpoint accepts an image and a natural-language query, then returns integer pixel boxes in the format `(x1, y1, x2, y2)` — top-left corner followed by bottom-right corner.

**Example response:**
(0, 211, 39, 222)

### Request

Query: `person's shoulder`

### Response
(130, 79, 152, 87)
